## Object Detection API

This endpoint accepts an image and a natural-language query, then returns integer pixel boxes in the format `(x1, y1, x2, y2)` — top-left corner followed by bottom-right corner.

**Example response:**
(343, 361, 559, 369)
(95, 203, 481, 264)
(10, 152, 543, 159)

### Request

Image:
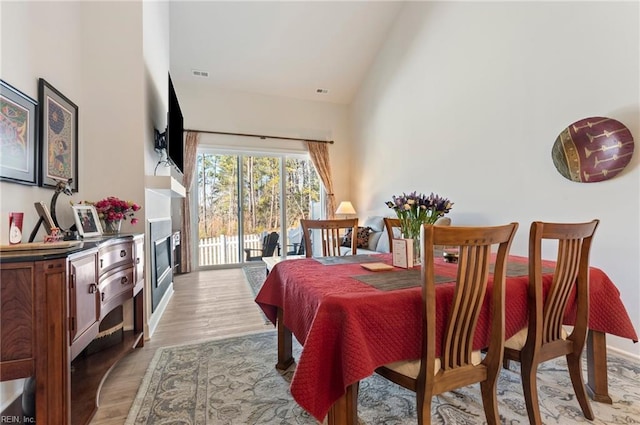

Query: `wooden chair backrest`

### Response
(525, 220, 599, 352)
(300, 218, 358, 258)
(383, 218, 401, 253)
(422, 223, 518, 393)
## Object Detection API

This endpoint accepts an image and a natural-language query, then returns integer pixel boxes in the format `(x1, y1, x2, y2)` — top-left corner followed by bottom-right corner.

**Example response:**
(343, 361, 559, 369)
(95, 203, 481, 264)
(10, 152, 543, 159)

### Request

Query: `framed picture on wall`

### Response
(71, 205, 102, 238)
(0, 79, 39, 185)
(38, 78, 78, 192)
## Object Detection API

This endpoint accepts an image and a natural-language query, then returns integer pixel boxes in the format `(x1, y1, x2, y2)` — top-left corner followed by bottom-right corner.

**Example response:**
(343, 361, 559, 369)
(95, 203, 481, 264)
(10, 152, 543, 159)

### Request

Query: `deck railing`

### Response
(198, 233, 265, 266)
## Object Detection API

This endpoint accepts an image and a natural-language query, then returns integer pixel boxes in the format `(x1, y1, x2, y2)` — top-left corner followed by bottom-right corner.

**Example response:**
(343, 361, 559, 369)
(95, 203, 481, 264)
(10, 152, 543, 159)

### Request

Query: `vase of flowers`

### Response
(91, 196, 142, 235)
(102, 218, 122, 234)
(385, 192, 453, 265)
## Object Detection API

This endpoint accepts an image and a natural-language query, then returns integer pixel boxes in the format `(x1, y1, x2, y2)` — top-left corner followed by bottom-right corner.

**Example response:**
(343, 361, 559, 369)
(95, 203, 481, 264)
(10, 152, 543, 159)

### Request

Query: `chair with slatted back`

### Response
(375, 222, 518, 425)
(300, 218, 358, 258)
(503, 220, 599, 424)
(383, 218, 401, 253)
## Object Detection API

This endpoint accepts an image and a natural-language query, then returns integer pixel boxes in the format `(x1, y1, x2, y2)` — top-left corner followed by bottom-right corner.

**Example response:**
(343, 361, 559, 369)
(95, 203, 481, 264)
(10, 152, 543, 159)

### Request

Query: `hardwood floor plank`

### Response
(89, 268, 272, 424)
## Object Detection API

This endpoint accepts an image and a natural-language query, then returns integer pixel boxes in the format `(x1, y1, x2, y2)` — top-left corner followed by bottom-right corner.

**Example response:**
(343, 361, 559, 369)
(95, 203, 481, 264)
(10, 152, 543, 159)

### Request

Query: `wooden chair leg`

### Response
(566, 353, 594, 420)
(415, 392, 432, 425)
(521, 360, 542, 425)
(480, 378, 500, 425)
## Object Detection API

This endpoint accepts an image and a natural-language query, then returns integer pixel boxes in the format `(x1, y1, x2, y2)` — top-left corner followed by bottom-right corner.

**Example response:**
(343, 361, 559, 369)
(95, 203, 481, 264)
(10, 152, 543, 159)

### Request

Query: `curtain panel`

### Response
(180, 131, 199, 273)
(306, 141, 336, 219)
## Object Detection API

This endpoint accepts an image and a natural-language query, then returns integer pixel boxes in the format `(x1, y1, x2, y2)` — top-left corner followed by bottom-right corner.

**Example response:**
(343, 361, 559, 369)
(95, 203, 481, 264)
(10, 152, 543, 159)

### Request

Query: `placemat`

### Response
(353, 270, 454, 291)
(489, 262, 555, 276)
(314, 254, 381, 266)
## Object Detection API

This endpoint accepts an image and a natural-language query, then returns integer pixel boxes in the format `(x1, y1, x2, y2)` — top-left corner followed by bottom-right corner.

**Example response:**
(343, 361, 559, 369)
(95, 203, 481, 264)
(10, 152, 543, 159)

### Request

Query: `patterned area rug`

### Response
(126, 331, 640, 425)
(243, 264, 270, 323)
(243, 263, 267, 297)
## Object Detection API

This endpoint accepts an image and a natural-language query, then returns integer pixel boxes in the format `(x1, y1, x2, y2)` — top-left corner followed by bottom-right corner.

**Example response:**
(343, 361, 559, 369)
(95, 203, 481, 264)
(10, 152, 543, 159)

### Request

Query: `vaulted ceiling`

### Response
(169, 1, 404, 105)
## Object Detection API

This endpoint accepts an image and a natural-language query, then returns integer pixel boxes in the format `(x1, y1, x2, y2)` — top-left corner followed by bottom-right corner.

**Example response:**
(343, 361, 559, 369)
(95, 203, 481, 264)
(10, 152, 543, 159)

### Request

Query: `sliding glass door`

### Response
(197, 150, 320, 268)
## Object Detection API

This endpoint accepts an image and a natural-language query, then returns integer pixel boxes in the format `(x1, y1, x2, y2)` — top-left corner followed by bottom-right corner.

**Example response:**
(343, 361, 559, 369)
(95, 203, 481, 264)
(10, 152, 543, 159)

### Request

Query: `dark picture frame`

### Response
(0, 79, 39, 185)
(38, 78, 78, 191)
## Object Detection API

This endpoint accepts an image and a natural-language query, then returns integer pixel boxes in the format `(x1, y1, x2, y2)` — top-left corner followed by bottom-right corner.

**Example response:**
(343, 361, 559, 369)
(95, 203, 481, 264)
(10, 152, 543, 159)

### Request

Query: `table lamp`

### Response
(335, 201, 356, 219)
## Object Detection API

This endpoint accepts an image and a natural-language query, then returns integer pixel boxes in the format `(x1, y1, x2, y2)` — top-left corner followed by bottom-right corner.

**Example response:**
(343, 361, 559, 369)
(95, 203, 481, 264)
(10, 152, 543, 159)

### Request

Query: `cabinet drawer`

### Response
(99, 265, 134, 313)
(99, 242, 134, 274)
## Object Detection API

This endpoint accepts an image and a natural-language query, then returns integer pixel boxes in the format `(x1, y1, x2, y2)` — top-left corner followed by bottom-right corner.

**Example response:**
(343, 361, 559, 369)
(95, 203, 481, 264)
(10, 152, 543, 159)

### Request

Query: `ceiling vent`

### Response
(316, 88, 329, 94)
(192, 69, 209, 78)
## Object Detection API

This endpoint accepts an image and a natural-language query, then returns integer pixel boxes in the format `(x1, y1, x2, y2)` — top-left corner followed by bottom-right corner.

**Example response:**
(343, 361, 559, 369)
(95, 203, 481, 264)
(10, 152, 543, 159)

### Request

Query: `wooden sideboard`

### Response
(0, 234, 144, 425)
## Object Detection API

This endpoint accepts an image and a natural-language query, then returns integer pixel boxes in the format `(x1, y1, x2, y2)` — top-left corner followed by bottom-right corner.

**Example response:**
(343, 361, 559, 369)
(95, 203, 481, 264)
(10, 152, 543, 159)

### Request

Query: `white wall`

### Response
(142, 0, 174, 335)
(80, 1, 146, 235)
(350, 1, 639, 357)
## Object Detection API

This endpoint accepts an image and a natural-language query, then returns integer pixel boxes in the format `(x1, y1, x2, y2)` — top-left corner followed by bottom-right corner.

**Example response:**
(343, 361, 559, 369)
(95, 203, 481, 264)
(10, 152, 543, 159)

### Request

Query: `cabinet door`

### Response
(0, 262, 36, 381)
(69, 252, 100, 355)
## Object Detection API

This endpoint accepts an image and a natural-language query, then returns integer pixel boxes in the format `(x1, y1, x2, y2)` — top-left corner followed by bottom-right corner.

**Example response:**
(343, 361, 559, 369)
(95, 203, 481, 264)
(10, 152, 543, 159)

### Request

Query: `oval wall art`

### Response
(551, 117, 634, 183)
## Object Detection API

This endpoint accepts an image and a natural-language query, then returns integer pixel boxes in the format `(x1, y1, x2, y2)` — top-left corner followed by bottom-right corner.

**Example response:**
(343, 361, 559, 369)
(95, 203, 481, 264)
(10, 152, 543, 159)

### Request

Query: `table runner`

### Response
(255, 253, 638, 422)
(313, 254, 381, 265)
(353, 262, 556, 291)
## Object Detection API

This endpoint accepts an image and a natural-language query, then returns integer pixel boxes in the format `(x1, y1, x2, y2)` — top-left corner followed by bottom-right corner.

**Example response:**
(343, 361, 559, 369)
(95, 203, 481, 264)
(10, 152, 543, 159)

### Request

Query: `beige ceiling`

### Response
(169, 1, 404, 105)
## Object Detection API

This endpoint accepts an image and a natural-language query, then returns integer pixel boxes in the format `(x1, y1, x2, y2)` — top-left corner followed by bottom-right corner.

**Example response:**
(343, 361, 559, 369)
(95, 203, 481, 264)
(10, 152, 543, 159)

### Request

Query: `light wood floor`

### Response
(89, 267, 273, 424)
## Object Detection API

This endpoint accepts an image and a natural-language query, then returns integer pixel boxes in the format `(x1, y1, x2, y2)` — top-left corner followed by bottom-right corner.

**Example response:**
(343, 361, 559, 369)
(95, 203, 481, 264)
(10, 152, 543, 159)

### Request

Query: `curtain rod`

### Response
(184, 128, 334, 144)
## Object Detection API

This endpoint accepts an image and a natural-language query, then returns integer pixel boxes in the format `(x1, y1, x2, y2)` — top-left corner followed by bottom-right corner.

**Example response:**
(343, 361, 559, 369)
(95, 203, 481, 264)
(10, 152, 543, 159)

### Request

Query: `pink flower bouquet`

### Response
(93, 196, 142, 225)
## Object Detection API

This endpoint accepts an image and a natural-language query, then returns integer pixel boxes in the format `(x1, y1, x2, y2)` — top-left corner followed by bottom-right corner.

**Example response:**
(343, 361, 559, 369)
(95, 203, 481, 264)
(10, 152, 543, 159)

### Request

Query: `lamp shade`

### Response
(335, 201, 356, 216)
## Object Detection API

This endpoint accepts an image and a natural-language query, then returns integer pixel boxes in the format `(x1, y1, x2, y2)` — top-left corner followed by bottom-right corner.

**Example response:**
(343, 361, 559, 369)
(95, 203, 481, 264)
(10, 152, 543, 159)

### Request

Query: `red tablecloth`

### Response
(255, 253, 637, 422)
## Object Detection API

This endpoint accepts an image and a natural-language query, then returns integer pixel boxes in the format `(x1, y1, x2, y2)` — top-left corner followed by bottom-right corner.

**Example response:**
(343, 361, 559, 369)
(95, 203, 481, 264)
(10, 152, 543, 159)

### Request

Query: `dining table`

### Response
(254, 253, 638, 425)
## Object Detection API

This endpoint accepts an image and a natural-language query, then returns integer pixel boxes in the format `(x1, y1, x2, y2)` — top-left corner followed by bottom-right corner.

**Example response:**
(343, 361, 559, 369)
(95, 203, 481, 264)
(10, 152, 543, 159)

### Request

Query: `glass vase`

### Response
(102, 219, 122, 235)
(402, 229, 421, 267)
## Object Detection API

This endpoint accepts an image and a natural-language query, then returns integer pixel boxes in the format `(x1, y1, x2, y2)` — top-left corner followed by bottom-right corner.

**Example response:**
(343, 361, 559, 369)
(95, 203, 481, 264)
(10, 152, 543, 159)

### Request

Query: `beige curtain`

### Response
(180, 131, 199, 273)
(306, 141, 336, 219)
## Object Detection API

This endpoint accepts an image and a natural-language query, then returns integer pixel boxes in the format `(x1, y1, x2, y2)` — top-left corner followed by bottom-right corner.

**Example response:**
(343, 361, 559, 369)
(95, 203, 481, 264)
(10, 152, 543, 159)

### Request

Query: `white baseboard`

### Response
(608, 345, 640, 362)
(147, 283, 175, 338)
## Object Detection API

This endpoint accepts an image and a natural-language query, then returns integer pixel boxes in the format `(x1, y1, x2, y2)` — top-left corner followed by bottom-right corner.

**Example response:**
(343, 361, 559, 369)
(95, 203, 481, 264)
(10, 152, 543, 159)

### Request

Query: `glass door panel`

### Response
(284, 157, 321, 256)
(197, 153, 240, 266)
(241, 155, 282, 264)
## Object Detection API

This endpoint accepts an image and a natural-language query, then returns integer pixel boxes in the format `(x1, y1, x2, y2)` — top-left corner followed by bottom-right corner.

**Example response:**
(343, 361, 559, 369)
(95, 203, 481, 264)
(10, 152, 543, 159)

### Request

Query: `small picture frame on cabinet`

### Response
(72, 205, 102, 238)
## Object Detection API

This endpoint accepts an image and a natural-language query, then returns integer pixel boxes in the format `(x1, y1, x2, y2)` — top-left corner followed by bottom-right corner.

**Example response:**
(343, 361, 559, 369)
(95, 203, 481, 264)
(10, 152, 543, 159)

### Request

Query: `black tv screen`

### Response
(168, 73, 184, 174)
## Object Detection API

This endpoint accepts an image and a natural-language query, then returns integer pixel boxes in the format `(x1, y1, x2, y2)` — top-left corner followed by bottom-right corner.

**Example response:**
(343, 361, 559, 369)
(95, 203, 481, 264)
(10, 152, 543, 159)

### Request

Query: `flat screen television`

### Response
(167, 73, 184, 174)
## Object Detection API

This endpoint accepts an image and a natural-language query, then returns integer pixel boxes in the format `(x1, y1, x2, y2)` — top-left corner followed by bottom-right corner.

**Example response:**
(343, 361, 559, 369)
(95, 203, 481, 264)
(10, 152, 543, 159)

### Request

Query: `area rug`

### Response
(242, 263, 267, 297)
(243, 264, 270, 323)
(125, 331, 640, 425)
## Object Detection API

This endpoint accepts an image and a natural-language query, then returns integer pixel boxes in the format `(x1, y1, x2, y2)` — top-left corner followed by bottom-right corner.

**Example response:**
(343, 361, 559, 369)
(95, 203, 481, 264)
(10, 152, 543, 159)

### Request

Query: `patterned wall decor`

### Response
(552, 117, 634, 183)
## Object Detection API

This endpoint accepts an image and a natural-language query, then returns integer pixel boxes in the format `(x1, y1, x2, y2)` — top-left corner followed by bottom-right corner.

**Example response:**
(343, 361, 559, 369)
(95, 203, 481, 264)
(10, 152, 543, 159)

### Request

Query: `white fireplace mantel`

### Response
(145, 176, 186, 198)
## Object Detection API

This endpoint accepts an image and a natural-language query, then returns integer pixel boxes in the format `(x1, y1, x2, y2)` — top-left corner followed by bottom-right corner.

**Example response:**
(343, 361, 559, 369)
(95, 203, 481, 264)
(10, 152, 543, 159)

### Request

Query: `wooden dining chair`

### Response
(383, 218, 401, 252)
(375, 222, 518, 425)
(300, 218, 358, 257)
(503, 219, 599, 425)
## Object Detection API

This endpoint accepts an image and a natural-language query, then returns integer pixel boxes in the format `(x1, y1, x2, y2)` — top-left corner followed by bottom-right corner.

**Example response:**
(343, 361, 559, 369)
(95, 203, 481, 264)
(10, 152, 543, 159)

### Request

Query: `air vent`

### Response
(192, 69, 209, 78)
(316, 88, 329, 94)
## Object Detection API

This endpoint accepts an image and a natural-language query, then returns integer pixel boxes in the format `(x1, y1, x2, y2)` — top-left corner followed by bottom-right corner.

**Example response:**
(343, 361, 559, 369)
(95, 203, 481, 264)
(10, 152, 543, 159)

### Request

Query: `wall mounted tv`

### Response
(167, 73, 184, 174)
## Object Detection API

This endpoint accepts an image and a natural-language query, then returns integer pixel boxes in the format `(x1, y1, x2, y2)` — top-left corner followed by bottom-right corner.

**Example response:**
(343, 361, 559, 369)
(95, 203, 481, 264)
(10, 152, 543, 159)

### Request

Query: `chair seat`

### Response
(383, 350, 483, 379)
(505, 326, 568, 350)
